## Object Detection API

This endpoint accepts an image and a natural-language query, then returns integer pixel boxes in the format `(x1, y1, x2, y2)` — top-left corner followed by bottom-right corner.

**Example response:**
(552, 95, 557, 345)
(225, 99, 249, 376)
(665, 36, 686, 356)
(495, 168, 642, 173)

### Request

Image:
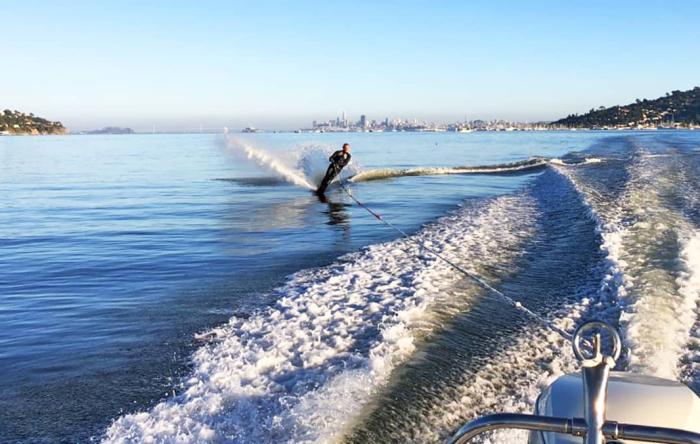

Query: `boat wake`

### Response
(346, 167, 610, 443)
(223, 139, 603, 188)
(555, 141, 700, 382)
(103, 190, 541, 443)
(347, 157, 550, 182)
(105, 134, 700, 443)
(349, 156, 606, 183)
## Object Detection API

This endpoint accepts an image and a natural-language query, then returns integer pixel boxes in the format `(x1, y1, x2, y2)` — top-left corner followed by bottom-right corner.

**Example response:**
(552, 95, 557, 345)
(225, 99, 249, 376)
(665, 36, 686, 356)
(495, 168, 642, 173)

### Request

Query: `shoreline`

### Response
(2, 127, 697, 137)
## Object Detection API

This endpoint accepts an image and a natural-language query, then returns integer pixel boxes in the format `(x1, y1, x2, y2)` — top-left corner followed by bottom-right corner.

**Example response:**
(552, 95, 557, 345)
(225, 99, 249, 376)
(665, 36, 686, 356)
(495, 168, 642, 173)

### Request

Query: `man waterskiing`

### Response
(317, 143, 351, 194)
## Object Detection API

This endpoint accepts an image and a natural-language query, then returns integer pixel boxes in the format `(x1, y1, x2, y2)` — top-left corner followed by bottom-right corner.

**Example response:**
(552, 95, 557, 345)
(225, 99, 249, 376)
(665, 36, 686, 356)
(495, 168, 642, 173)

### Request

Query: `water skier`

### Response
(317, 143, 352, 194)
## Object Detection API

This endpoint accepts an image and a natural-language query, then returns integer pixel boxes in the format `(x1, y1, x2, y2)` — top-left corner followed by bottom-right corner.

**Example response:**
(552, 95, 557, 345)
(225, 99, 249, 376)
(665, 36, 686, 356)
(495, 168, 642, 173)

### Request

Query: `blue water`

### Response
(1, 131, 698, 442)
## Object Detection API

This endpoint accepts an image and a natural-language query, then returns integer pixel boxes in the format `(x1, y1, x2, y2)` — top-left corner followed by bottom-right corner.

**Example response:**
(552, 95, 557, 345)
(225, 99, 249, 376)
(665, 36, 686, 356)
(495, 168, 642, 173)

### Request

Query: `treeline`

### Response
(0, 109, 66, 135)
(554, 87, 700, 128)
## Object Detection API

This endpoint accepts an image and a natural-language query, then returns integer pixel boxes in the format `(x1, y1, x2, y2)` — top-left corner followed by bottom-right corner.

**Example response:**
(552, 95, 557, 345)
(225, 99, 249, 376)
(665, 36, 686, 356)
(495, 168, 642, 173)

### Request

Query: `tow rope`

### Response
(332, 166, 575, 343)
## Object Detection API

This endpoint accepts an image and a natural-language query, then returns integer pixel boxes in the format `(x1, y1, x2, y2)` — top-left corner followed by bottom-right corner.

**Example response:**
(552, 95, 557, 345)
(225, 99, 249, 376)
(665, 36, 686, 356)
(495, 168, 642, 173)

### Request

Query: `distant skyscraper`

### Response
(360, 114, 367, 128)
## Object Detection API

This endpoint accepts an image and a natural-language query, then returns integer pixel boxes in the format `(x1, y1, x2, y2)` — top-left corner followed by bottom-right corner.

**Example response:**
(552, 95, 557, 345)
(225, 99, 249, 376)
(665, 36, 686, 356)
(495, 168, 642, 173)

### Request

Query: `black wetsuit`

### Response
(317, 150, 351, 194)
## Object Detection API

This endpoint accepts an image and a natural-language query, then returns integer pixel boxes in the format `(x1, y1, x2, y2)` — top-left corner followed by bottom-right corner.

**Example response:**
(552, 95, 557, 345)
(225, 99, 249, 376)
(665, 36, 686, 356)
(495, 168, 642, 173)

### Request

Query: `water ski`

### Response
(314, 190, 329, 203)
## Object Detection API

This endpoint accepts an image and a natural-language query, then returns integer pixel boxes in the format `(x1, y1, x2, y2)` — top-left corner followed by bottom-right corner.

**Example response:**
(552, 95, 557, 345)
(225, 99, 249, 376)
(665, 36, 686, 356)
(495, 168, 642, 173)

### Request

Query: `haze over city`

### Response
(4, 0, 700, 131)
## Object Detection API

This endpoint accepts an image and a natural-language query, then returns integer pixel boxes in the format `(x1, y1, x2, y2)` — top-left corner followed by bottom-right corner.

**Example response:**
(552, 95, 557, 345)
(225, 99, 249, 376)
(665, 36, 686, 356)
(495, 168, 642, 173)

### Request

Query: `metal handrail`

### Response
(447, 413, 700, 444)
(448, 322, 700, 444)
(447, 413, 585, 443)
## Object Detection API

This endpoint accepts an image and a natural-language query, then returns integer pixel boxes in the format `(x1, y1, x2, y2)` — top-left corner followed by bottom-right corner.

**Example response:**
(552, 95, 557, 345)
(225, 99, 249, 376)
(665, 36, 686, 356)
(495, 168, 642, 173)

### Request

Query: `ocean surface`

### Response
(1, 131, 699, 443)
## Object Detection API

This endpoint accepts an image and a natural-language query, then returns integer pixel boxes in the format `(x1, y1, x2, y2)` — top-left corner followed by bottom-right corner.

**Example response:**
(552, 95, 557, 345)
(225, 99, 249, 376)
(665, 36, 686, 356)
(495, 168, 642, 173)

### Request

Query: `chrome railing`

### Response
(447, 413, 700, 444)
(447, 321, 700, 444)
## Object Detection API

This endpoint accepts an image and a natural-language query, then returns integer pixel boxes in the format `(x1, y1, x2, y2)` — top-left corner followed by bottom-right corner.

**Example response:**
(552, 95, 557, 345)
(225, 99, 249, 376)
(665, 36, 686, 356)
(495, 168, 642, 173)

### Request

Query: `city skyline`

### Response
(3, 1, 700, 131)
(306, 112, 552, 133)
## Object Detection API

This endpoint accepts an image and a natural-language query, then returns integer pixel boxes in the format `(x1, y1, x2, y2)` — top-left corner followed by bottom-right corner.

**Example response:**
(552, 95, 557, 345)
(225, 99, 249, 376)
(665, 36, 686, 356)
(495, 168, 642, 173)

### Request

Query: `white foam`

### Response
(611, 158, 699, 378)
(681, 234, 700, 321)
(399, 301, 589, 443)
(225, 139, 361, 191)
(349, 158, 549, 183)
(555, 152, 700, 380)
(226, 138, 316, 190)
(549, 157, 604, 166)
(349, 157, 605, 183)
(104, 194, 539, 443)
(679, 232, 700, 388)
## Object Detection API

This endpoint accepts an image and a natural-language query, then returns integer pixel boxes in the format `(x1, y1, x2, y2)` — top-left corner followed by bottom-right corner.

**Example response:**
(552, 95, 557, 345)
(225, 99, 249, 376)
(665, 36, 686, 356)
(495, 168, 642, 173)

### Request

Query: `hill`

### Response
(83, 127, 134, 135)
(554, 87, 700, 129)
(0, 109, 66, 135)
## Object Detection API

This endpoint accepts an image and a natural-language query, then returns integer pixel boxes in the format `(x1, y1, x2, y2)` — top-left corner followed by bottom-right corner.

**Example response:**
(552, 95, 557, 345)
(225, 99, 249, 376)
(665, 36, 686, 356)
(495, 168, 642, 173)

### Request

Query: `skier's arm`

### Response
(329, 151, 341, 164)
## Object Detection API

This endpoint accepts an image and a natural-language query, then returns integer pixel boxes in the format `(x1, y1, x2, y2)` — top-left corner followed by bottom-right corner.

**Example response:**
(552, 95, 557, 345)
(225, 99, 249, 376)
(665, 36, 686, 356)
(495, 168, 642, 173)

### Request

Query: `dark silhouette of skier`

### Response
(317, 143, 351, 194)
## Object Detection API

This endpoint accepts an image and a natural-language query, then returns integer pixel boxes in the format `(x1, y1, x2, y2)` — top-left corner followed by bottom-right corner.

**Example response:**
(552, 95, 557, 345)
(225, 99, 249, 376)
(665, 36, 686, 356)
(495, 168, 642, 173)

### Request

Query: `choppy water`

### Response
(1, 131, 699, 443)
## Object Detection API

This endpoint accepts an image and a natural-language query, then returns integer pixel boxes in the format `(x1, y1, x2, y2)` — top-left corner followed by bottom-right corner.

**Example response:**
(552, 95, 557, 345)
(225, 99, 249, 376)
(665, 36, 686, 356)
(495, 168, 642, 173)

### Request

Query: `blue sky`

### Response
(3, 0, 699, 131)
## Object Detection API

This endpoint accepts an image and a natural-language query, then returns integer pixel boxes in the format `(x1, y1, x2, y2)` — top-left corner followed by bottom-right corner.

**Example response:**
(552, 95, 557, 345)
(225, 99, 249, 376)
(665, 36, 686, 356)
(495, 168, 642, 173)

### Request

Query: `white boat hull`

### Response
(530, 372, 700, 443)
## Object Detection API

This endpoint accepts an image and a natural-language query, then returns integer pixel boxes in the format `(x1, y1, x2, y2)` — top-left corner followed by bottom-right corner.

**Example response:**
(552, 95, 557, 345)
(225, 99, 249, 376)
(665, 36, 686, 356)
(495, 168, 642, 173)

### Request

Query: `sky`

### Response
(3, 0, 700, 131)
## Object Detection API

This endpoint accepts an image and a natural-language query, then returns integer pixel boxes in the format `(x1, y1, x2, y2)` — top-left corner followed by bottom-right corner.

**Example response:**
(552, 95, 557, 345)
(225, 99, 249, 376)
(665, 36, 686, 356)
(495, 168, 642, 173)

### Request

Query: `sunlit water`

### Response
(1, 131, 699, 442)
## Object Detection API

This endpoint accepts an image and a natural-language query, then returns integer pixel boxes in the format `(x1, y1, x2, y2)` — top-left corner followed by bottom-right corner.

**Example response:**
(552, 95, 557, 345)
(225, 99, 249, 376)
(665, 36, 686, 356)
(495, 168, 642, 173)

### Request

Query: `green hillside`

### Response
(554, 87, 700, 128)
(0, 109, 66, 135)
